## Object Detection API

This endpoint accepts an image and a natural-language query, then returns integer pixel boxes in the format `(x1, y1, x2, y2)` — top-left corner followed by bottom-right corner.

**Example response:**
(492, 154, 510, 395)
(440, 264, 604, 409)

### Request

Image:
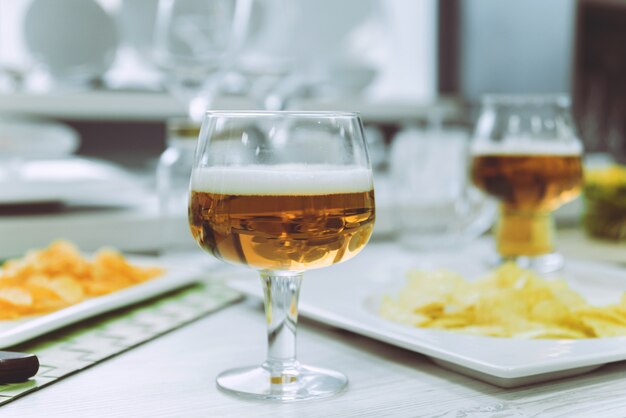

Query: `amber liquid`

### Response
(189, 190, 375, 270)
(471, 154, 583, 256)
(471, 154, 583, 211)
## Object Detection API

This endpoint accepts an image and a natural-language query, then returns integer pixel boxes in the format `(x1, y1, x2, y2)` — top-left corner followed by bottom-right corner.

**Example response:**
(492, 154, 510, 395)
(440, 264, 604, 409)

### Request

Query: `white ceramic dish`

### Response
(228, 242, 626, 387)
(24, 0, 118, 84)
(0, 117, 79, 158)
(0, 258, 202, 348)
(0, 157, 146, 206)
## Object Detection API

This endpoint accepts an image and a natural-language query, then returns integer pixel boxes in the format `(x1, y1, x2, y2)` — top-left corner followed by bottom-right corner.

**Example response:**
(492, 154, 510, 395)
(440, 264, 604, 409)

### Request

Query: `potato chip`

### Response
(0, 240, 164, 319)
(379, 296, 430, 327)
(380, 263, 626, 339)
(23, 274, 70, 313)
(0, 288, 33, 308)
(28, 275, 84, 304)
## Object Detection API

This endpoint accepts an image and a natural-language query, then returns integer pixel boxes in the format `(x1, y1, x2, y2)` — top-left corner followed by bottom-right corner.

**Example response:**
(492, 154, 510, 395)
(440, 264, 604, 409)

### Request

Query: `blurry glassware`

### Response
(119, 0, 160, 65)
(363, 125, 386, 171)
(107, 0, 162, 90)
(23, 0, 118, 88)
(157, 118, 200, 256)
(236, 0, 383, 109)
(390, 121, 496, 249)
(0, 68, 25, 93)
(0, 0, 33, 91)
(470, 95, 584, 272)
(152, 0, 246, 121)
(188, 111, 375, 401)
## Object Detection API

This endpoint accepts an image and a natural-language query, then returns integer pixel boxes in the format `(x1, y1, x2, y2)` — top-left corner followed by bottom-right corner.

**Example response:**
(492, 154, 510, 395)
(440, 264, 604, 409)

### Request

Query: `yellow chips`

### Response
(380, 263, 626, 339)
(0, 241, 163, 319)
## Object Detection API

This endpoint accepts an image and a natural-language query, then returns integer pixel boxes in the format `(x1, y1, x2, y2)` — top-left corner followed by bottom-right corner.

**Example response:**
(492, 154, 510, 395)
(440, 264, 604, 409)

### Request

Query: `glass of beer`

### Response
(470, 96, 583, 272)
(188, 111, 375, 401)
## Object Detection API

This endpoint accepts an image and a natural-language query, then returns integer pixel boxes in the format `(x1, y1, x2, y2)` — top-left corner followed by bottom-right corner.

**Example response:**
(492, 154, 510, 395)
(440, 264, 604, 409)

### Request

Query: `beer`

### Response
(471, 152, 583, 211)
(189, 165, 375, 271)
(471, 146, 583, 256)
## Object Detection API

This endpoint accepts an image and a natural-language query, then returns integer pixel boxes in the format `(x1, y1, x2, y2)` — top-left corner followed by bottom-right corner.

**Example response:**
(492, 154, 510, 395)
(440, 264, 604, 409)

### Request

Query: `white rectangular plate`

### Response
(0, 258, 204, 348)
(228, 242, 626, 387)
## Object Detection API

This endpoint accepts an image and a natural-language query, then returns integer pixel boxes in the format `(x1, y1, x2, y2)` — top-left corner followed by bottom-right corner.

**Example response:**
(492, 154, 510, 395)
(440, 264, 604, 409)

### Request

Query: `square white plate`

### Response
(0, 258, 204, 348)
(227, 242, 626, 387)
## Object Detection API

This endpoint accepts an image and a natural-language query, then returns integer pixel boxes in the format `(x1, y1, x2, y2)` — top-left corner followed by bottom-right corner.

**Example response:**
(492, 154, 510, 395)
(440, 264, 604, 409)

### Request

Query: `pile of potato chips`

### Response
(380, 263, 626, 339)
(0, 241, 163, 319)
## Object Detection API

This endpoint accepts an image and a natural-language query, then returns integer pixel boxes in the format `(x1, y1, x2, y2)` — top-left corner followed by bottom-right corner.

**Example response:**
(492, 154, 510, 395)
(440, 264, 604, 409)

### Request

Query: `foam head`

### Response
(191, 164, 373, 195)
(471, 139, 583, 156)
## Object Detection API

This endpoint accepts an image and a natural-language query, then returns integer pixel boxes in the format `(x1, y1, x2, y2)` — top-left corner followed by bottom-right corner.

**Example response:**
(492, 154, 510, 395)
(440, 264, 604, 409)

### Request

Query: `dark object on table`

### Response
(0, 351, 39, 383)
(573, 0, 626, 163)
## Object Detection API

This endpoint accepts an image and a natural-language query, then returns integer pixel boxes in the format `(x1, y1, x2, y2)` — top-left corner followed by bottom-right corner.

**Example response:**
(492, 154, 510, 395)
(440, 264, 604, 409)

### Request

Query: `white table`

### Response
(2, 232, 626, 417)
(3, 298, 626, 417)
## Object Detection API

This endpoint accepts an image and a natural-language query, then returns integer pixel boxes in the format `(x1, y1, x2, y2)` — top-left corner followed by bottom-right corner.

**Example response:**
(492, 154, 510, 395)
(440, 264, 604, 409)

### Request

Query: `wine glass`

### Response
(153, 0, 248, 121)
(470, 95, 584, 272)
(188, 111, 375, 401)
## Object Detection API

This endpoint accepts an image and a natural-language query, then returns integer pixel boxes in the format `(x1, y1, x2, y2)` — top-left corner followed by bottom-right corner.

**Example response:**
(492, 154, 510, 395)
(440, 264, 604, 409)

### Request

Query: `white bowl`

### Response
(23, 0, 118, 85)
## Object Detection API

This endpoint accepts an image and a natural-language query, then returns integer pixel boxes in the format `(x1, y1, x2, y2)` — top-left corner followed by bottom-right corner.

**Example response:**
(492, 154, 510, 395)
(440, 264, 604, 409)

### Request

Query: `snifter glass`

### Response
(470, 95, 584, 272)
(188, 111, 375, 401)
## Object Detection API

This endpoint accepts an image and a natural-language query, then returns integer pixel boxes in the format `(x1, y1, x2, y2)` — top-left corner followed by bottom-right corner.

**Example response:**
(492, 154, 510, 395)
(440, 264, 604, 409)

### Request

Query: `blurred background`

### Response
(0, 0, 624, 258)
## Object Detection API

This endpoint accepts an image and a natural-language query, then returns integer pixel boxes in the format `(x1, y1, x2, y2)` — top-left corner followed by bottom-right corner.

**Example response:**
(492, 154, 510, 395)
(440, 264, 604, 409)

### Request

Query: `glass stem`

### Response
(497, 204, 555, 257)
(260, 271, 303, 384)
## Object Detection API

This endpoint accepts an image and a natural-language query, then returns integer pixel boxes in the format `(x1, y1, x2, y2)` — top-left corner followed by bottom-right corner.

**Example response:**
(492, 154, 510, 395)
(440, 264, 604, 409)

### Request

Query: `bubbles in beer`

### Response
(189, 164, 375, 271)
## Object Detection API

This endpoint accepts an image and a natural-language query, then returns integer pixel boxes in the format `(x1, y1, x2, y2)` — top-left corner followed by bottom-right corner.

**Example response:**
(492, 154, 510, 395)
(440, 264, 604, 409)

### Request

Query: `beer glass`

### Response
(188, 111, 375, 401)
(470, 96, 583, 272)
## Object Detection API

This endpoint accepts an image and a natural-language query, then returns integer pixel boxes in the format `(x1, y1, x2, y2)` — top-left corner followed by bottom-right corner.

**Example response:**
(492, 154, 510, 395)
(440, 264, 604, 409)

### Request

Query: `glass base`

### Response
(216, 364, 348, 402)
(491, 252, 564, 273)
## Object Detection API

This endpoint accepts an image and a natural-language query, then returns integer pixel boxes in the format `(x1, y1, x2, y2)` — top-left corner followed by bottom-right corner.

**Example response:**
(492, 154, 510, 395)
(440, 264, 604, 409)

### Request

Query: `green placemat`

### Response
(0, 281, 242, 406)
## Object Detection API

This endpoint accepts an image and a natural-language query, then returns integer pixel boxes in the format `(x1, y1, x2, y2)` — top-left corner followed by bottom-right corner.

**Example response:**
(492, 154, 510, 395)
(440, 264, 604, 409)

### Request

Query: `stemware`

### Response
(470, 95, 584, 272)
(188, 111, 375, 401)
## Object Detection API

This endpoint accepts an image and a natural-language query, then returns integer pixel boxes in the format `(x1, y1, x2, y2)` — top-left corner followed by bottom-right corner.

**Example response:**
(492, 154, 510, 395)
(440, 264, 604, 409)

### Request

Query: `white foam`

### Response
(191, 164, 373, 195)
(471, 140, 582, 156)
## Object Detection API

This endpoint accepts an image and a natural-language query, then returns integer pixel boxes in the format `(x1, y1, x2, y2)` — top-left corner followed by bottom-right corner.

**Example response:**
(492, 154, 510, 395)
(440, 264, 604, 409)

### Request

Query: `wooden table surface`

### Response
(2, 231, 626, 418)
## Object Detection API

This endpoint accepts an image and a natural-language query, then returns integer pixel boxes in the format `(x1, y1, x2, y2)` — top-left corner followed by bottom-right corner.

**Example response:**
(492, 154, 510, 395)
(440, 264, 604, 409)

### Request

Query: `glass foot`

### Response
(216, 364, 348, 402)
(491, 252, 564, 273)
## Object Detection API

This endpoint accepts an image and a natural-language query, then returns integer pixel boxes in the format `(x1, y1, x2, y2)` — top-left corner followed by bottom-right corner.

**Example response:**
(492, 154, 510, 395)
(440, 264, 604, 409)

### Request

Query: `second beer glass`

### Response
(470, 96, 583, 272)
